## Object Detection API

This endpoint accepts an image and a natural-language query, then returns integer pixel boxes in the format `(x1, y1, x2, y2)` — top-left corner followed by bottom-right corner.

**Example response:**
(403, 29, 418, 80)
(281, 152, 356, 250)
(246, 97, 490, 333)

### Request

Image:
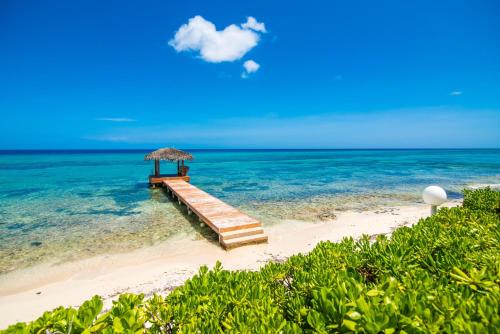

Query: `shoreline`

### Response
(0, 201, 459, 328)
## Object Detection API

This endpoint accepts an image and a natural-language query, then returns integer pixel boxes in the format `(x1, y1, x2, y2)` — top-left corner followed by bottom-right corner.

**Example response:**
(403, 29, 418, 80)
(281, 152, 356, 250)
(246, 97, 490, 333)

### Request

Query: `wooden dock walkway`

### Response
(162, 179, 268, 249)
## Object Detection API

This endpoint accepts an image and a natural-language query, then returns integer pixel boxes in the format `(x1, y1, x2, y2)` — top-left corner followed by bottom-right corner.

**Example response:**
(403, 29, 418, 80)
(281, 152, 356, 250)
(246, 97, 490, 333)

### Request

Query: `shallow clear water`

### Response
(0, 149, 499, 273)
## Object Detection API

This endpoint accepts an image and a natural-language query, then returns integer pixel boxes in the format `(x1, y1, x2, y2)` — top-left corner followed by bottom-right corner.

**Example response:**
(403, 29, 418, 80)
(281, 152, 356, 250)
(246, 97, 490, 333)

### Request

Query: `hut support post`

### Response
(177, 161, 180, 175)
(154, 160, 160, 176)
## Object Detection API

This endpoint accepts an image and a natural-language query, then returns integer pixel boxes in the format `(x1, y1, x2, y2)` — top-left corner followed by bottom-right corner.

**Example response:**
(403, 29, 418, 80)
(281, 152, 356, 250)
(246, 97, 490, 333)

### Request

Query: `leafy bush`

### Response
(3, 189, 499, 333)
(463, 187, 500, 214)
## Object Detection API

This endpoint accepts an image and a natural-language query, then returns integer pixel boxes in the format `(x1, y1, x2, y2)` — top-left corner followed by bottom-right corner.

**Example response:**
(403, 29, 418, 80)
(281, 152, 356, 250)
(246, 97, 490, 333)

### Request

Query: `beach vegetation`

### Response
(463, 186, 500, 215)
(2, 188, 499, 333)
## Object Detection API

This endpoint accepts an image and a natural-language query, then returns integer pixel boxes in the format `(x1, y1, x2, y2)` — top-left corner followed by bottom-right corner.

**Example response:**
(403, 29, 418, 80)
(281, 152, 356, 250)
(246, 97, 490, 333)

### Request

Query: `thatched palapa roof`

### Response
(144, 148, 193, 161)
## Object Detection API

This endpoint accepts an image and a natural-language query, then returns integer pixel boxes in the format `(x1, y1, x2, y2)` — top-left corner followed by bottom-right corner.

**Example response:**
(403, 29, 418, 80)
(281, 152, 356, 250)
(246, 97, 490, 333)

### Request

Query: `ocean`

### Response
(0, 149, 499, 274)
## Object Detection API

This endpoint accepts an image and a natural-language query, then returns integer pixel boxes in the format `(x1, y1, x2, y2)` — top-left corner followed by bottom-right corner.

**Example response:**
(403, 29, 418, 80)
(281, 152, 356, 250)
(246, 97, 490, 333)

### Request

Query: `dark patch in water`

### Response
(30, 241, 42, 247)
(447, 190, 463, 200)
(222, 186, 247, 192)
(206, 181, 224, 187)
(7, 223, 25, 230)
(86, 207, 137, 216)
(0, 188, 44, 198)
(53, 207, 87, 216)
(100, 183, 149, 206)
(21, 221, 52, 233)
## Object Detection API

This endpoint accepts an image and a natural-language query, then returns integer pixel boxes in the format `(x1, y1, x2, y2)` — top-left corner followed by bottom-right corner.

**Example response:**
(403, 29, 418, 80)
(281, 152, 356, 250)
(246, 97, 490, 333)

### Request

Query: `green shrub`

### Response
(463, 187, 500, 214)
(2, 189, 499, 333)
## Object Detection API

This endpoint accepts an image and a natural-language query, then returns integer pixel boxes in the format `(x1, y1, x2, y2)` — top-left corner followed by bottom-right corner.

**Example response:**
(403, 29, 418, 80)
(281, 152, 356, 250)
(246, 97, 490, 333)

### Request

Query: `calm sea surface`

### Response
(0, 149, 499, 273)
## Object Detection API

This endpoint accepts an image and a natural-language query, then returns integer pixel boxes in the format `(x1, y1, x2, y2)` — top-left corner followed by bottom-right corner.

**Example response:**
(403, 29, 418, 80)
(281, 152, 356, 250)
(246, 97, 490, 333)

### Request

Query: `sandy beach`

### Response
(0, 201, 459, 328)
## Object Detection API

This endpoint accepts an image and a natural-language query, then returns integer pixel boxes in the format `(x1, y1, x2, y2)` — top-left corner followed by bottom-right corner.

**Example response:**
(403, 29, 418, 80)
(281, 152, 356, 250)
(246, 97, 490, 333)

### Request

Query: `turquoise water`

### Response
(1, 149, 499, 273)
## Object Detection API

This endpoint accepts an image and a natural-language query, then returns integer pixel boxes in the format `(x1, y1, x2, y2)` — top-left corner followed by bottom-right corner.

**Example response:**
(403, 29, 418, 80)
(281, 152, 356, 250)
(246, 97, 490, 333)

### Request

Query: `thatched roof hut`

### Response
(145, 148, 193, 178)
(144, 148, 193, 162)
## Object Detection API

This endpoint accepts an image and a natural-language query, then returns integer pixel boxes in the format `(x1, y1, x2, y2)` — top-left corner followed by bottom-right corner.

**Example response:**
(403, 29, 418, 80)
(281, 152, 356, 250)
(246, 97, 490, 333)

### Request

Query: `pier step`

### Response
(221, 233, 269, 250)
(216, 218, 262, 233)
(220, 227, 265, 240)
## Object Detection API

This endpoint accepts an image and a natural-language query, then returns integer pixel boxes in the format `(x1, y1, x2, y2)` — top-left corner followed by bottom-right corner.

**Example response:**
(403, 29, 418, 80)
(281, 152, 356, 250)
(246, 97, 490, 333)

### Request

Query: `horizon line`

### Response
(1, 148, 499, 153)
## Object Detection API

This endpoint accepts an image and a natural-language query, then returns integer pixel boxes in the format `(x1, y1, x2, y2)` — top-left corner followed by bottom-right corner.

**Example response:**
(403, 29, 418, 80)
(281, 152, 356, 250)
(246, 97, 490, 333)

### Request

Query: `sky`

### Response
(1, 0, 499, 149)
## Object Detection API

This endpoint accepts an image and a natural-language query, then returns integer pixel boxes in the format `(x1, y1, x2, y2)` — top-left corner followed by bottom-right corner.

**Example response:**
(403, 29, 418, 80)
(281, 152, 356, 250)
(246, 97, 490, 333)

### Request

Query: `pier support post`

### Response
(154, 159, 160, 176)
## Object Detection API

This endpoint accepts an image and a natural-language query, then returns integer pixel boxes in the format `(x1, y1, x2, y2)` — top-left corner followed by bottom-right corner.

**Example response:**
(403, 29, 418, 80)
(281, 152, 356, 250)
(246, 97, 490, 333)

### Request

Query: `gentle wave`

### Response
(466, 183, 500, 190)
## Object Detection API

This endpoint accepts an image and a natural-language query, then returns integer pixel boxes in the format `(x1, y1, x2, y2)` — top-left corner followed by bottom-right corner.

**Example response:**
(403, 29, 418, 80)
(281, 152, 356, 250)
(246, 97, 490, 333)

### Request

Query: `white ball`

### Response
(422, 186, 447, 205)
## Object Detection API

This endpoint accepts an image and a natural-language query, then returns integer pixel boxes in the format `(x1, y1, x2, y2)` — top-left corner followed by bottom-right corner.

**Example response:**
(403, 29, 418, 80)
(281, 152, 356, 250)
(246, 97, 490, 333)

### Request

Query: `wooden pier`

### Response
(162, 178, 268, 249)
(145, 148, 267, 249)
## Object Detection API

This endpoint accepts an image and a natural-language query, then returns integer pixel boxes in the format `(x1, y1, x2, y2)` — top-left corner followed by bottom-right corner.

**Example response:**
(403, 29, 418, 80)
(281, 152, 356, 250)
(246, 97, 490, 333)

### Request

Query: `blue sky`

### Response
(1, 0, 499, 149)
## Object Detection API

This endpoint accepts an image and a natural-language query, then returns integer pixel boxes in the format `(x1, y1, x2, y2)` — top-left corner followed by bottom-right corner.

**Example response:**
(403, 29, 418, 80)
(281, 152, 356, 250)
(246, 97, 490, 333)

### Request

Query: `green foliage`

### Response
(463, 187, 500, 214)
(2, 189, 499, 333)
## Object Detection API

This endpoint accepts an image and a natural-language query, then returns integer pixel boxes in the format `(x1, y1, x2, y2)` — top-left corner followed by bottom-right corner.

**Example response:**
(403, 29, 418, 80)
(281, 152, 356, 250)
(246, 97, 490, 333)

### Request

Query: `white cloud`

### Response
(169, 16, 265, 63)
(241, 16, 267, 33)
(95, 118, 136, 122)
(450, 91, 462, 96)
(243, 59, 260, 74)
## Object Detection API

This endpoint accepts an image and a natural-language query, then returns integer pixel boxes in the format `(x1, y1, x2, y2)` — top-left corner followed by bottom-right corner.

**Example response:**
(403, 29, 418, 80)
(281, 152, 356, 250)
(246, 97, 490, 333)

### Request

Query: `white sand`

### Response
(0, 202, 459, 328)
